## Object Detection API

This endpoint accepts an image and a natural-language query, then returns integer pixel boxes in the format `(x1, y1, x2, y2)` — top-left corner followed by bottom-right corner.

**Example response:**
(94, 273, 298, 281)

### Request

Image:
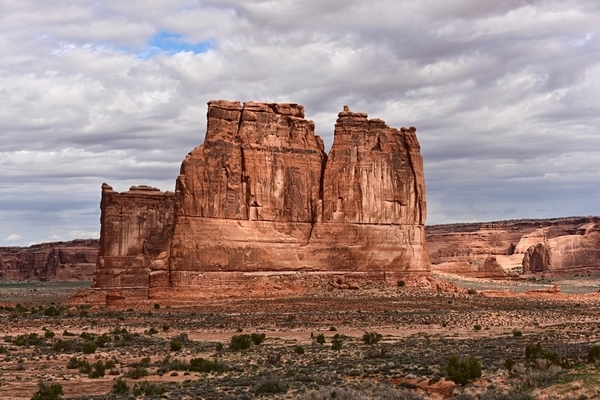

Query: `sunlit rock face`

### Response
(92, 101, 431, 302)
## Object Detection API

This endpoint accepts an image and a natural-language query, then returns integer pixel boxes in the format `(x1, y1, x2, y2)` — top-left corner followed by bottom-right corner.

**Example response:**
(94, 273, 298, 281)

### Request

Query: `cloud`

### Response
(4, 234, 22, 242)
(0, 0, 599, 246)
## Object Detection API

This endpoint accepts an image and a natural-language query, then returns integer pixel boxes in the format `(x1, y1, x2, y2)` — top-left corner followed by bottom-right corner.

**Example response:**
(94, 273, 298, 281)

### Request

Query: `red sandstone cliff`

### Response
(426, 217, 600, 277)
(90, 101, 431, 302)
(0, 239, 98, 281)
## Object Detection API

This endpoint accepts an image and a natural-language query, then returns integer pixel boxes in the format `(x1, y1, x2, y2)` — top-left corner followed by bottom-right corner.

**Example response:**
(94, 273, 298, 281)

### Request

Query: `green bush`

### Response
(31, 381, 63, 400)
(125, 366, 149, 379)
(331, 338, 343, 351)
(254, 378, 288, 396)
(314, 334, 326, 345)
(525, 342, 560, 366)
(189, 357, 226, 373)
(89, 360, 106, 379)
(82, 342, 96, 354)
(446, 356, 482, 385)
(505, 357, 516, 372)
(361, 331, 383, 345)
(588, 345, 600, 363)
(111, 377, 130, 395)
(132, 380, 166, 396)
(43, 306, 62, 317)
(230, 334, 252, 351)
(170, 340, 182, 352)
(251, 333, 266, 345)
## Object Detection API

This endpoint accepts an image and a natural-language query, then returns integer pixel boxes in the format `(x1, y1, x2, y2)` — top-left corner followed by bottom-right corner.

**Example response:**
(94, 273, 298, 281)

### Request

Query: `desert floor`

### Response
(1, 274, 600, 399)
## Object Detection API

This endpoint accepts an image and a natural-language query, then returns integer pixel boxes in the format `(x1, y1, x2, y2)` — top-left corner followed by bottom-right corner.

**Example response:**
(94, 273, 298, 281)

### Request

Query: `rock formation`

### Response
(0, 240, 98, 281)
(90, 101, 431, 303)
(522, 221, 600, 274)
(426, 217, 600, 278)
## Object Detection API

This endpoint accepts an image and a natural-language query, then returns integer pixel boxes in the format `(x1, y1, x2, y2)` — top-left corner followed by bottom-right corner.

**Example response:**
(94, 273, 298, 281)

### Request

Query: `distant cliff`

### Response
(0, 240, 98, 281)
(426, 216, 600, 277)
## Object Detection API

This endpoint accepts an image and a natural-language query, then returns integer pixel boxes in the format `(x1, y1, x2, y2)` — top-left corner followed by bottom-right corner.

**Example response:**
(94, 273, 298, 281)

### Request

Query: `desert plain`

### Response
(2, 273, 600, 400)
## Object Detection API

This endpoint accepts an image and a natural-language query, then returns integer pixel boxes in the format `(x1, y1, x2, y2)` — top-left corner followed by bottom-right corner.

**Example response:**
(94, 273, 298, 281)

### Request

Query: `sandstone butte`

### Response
(84, 101, 431, 304)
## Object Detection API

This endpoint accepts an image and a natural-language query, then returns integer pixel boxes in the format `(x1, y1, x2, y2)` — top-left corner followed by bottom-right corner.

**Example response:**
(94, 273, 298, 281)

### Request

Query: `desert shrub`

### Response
(138, 357, 151, 367)
(82, 342, 97, 354)
(362, 331, 383, 345)
(43, 306, 62, 317)
(504, 357, 517, 372)
(230, 334, 252, 351)
(331, 338, 343, 351)
(170, 340, 182, 352)
(95, 334, 111, 347)
(111, 377, 130, 395)
(31, 381, 63, 400)
(267, 352, 282, 364)
(587, 345, 600, 363)
(513, 330, 523, 337)
(53, 339, 75, 353)
(525, 342, 560, 366)
(294, 345, 305, 355)
(254, 377, 288, 396)
(446, 356, 482, 385)
(314, 334, 326, 345)
(89, 360, 106, 378)
(132, 380, 166, 396)
(521, 361, 562, 388)
(251, 333, 266, 345)
(125, 366, 149, 379)
(189, 357, 226, 373)
(13, 333, 42, 347)
(505, 357, 516, 373)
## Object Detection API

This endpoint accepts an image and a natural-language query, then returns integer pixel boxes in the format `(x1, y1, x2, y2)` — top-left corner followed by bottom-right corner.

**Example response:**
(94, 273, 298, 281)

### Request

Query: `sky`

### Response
(1, 0, 599, 246)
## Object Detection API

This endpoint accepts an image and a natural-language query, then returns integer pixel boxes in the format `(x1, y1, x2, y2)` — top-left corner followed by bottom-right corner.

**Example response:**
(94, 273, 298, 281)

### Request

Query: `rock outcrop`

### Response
(522, 222, 600, 274)
(90, 101, 431, 303)
(426, 217, 600, 277)
(0, 240, 98, 281)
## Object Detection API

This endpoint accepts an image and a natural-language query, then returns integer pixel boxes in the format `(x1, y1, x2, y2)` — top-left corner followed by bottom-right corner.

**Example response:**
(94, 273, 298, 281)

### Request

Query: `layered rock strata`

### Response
(0, 240, 98, 281)
(91, 101, 431, 302)
(426, 217, 600, 277)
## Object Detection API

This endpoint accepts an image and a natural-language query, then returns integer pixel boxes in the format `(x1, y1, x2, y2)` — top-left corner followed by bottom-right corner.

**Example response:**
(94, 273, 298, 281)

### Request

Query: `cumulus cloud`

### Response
(4, 234, 22, 242)
(0, 0, 599, 245)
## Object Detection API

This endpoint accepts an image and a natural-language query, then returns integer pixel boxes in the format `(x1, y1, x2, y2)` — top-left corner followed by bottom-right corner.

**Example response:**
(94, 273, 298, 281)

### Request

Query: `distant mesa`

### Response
(86, 100, 431, 304)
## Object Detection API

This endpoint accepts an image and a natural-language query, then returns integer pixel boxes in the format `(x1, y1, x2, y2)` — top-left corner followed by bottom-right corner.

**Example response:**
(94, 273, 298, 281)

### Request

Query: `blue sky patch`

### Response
(146, 31, 212, 55)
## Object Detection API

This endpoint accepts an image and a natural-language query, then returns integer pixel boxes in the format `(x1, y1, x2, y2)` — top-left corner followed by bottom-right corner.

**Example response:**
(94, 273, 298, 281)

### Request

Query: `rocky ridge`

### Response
(88, 101, 431, 303)
(0, 240, 98, 281)
(426, 216, 600, 277)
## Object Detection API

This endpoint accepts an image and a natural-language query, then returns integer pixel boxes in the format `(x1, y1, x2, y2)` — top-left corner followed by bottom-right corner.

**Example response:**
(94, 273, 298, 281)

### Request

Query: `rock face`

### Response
(0, 240, 98, 281)
(522, 222, 600, 274)
(93, 184, 175, 299)
(426, 217, 600, 277)
(91, 101, 431, 302)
